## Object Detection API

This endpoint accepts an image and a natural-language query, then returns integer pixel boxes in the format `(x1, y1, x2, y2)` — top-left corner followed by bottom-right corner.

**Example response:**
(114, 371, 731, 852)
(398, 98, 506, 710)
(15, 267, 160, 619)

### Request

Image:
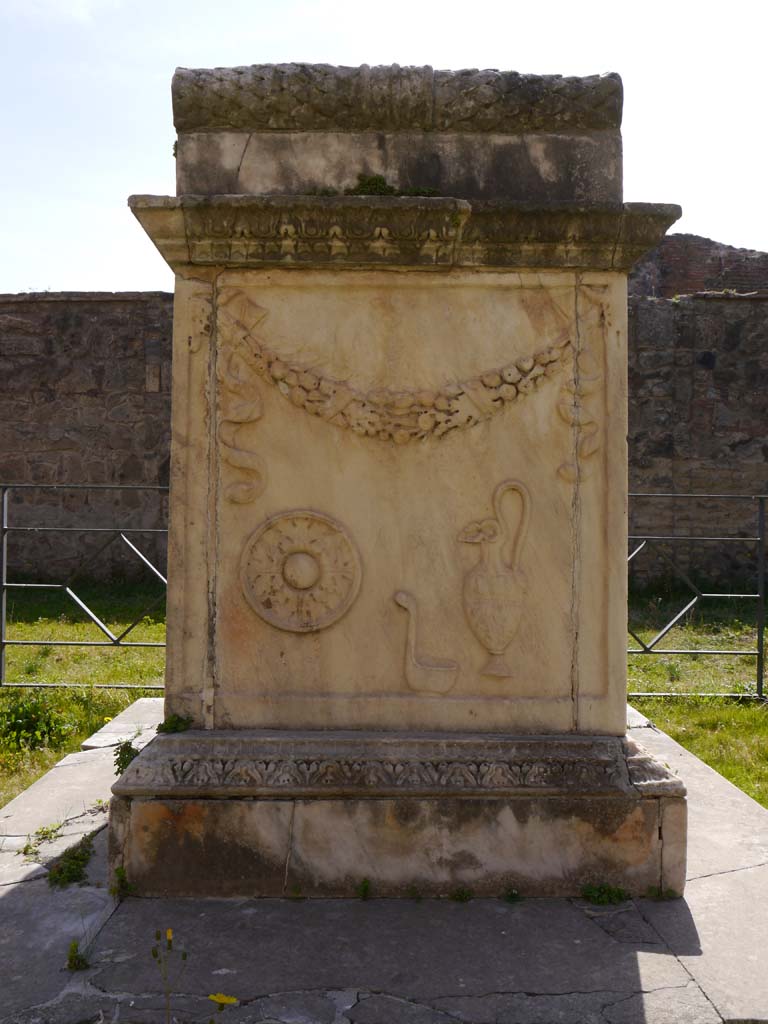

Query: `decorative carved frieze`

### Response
(130, 196, 682, 273)
(113, 732, 684, 800)
(172, 65, 623, 134)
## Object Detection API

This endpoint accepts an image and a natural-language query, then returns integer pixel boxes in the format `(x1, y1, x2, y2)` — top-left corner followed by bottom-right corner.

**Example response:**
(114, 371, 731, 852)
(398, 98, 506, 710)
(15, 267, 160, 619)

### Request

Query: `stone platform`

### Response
(0, 705, 765, 1023)
(110, 730, 686, 898)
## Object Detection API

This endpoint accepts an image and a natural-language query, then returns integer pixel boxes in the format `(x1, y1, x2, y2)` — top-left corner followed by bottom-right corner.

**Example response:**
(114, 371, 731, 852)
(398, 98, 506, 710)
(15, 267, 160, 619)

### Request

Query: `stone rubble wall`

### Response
(1, 238, 766, 585)
(0, 292, 171, 581)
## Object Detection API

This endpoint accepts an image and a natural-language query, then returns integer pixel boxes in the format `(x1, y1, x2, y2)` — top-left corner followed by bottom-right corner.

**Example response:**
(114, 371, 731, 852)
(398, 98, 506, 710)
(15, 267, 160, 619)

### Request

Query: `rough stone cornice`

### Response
(112, 731, 685, 800)
(172, 64, 623, 134)
(129, 195, 681, 273)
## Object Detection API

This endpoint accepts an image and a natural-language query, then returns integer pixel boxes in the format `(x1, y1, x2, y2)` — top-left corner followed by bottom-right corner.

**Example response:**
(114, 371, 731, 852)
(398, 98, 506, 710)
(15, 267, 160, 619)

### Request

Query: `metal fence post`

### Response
(1, 487, 8, 688)
(757, 496, 766, 699)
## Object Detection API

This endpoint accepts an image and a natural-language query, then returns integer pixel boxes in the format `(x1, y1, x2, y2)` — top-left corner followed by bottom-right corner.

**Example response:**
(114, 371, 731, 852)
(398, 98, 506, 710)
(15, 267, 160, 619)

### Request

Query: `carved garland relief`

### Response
(216, 288, 573, 446)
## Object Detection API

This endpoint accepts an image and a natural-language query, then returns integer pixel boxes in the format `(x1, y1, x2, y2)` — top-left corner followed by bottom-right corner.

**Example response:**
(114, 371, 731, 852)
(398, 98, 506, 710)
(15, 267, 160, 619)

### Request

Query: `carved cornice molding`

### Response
(173, 65, 623, 134)
(130, 195, 681, 273)
(113, 731, 686, 800)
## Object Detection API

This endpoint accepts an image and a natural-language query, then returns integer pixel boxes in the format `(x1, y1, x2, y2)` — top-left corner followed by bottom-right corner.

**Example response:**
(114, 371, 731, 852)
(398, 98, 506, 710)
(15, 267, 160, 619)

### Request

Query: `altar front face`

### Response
(166, 265, 628, 736)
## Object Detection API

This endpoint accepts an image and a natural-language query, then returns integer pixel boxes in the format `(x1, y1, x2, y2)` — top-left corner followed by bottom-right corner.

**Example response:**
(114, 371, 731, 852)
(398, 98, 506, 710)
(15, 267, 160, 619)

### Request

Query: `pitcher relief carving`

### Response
(393, 590, 459, 694)
(458, 480, 531, 678)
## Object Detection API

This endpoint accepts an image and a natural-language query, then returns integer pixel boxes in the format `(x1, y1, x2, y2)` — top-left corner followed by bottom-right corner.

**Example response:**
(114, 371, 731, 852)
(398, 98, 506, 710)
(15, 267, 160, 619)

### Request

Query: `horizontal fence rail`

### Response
(0, 484, 765, 698)
(628, 492, 766, 700)
(1, 483, 168, 690)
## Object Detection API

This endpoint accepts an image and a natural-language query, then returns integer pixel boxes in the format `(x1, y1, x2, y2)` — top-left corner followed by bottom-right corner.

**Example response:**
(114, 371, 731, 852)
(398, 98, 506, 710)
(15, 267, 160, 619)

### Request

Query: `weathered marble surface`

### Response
(157, 264, 629, 735)
(172, 65, 624, 201)
(114, 62, 684, 899)
(172, 65, 623, 133)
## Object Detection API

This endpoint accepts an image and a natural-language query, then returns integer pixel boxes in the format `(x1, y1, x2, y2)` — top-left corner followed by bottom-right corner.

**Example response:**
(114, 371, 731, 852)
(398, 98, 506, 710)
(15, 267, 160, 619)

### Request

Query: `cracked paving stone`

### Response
(246, 991, 338, 1023)
(0, 991, 114, 1024)
(573, 903, 662, 945)
(347, 993, 458, 1024)
(431, 990, 628, 1023)
(602, 981, 721, 1024)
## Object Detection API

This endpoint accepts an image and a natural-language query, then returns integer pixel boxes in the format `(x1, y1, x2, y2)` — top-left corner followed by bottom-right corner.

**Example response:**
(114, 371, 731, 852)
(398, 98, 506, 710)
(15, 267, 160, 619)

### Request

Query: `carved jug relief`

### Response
(393, 590, 459, 694)
(240, 510, 362, 632)
(458, 480, 531, 677)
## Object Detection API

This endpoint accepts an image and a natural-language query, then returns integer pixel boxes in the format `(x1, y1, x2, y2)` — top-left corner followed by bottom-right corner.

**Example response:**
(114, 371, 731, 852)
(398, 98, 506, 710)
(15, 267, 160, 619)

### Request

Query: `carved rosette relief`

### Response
(240, 510, 362, 632)
(216, 288, 572, 445)
(458, 480, 530, 677)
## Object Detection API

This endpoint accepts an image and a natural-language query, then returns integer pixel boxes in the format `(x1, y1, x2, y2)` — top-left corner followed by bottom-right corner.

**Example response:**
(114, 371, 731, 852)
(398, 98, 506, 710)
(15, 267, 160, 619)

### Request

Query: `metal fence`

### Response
(0, 483, 168, 689)
(0, 484, 765, 697)
(628, 492, 765, 699)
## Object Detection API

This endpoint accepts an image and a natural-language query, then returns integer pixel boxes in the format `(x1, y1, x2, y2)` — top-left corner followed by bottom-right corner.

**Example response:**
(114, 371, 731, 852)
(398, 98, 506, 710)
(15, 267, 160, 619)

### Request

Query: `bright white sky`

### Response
(1, 0, 766, 292)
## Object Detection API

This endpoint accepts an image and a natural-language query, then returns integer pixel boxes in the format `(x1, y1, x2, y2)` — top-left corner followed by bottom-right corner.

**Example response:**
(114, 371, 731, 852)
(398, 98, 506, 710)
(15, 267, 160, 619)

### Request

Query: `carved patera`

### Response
(240, 510, 362, 632)
(219, 287, 571, 445)
(459, 480, 530, 677)
(172, 65, 623, 133)
(393, 590, 459, 694)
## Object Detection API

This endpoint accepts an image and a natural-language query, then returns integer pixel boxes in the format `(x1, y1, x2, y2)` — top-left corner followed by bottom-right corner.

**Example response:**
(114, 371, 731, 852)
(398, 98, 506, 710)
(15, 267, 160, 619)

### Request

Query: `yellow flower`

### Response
(166, 928, 173, 941)
(208, 993, 238, 1005)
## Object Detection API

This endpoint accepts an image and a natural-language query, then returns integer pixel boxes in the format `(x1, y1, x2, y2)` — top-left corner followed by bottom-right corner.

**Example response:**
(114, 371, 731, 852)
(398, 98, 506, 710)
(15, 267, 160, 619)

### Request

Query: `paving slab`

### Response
(80, 697, 164, 750)
(0, 747, 118, 844)
(1, 701, 768, 1023)
(629, 717, 768, 879)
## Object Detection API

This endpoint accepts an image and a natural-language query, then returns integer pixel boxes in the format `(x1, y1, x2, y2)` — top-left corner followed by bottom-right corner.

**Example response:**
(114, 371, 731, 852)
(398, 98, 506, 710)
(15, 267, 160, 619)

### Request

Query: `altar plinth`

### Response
(110, 64, 686, 897)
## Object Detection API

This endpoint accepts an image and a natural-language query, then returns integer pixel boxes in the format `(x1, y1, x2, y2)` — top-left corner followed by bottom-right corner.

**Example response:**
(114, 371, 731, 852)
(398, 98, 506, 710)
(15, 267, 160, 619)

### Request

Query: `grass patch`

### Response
(0, 582, 165, 809)
(3, 581, 165, 688)
(631, 696, 768, 809)
(628, 595, 758, 696)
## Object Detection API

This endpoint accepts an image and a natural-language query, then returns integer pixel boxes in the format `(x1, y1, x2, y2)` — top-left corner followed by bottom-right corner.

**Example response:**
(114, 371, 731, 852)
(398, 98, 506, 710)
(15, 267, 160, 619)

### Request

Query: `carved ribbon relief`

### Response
(217, 291, 268, 503)
(556, 337, 602, 482)
(216, 288, 572, 445)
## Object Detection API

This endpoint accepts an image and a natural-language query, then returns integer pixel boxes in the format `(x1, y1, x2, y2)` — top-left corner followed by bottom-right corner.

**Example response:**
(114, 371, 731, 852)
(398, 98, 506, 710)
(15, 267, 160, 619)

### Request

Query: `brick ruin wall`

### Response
(1, 234, 766, 587)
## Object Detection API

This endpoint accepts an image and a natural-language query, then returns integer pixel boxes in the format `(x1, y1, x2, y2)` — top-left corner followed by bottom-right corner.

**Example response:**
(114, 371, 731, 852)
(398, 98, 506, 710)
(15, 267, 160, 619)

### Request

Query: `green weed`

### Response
(48, 831, 96, 888)
(581, 884, 630, 905)
(67, 940, 89, 971)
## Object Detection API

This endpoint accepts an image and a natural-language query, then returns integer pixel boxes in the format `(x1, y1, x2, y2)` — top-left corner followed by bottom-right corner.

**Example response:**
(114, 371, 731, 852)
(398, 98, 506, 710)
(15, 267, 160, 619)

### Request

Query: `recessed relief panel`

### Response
(211, 269, 616, 732)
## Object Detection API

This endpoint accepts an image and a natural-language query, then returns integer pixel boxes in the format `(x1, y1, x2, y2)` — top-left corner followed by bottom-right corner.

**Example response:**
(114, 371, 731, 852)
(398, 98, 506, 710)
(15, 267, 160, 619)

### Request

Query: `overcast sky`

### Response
(1, 0, 765, 293)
